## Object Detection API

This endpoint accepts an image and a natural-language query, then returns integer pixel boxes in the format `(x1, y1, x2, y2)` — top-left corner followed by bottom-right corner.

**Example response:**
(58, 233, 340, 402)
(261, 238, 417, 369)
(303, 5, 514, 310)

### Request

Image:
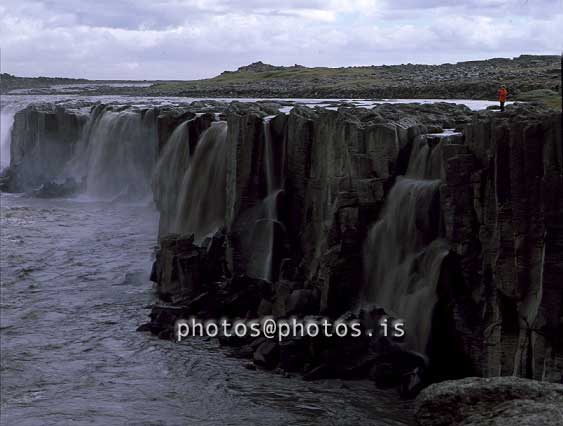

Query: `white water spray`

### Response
(173, 121, 229, 243)
(247, 117, 283, 282)
(65, 106, 157, 199)
(153, 120, 193, 235)
(363, 134, 457, 352)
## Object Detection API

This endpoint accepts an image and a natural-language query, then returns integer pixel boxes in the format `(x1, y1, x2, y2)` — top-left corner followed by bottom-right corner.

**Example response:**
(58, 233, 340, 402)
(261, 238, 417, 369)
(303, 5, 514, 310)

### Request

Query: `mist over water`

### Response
(64, 105, 157, 200)
(1, 109, 15, 169)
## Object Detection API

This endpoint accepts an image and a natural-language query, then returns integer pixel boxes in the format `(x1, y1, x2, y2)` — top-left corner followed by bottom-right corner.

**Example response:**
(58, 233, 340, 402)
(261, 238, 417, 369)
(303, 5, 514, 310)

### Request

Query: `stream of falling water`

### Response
(152, 120, 193, 236)
(363, 134, 454, 353)
(173, 121, 229, 243)
(247, 117, 282, 282)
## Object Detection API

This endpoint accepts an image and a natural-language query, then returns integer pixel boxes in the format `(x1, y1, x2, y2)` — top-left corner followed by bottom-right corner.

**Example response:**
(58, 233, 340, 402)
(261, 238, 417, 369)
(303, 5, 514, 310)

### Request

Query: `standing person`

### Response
(498, 85, 508, 111)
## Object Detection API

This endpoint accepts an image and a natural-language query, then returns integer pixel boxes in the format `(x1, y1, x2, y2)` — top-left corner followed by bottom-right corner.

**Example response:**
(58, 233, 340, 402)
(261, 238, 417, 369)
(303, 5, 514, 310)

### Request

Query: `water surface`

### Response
(0, 193, 413, 426)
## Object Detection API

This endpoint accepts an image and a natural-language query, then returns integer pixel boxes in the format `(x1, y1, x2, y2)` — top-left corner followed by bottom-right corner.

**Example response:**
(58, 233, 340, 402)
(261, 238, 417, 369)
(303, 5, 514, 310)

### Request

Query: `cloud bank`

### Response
(1, 0, 561, 79)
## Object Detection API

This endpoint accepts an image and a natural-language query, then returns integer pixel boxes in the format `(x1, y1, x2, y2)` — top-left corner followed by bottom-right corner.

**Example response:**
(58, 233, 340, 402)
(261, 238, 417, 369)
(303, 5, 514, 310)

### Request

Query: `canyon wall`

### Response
(8, 104, 87, 191)
(5, 101, 562, 387)
(151, 102, 562, 385)
(437, 108, 563, 382)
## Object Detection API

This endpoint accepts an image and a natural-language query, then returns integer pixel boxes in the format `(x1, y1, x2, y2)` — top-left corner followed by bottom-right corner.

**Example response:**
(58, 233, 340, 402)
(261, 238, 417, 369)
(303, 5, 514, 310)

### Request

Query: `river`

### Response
(1, 92, 500, 425)
(0, 192, 414, 425)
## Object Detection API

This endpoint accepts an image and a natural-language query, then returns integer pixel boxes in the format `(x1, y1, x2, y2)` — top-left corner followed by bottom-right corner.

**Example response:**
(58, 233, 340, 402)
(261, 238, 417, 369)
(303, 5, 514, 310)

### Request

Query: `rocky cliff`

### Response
(147, 101, 562, 389)
(6, 104, 87, 191)
(436, 106, 563, 382)
(4, 100, 562, 393)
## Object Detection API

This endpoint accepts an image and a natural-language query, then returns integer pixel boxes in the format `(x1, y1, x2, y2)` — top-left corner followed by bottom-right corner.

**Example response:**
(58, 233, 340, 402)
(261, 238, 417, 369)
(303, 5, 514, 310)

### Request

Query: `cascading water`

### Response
(362, 133, 459, 352)
(65, 105, 157, 199)
(173, 121, 229, 243)
(0, 99, 31, 170)
(0, 108, 16, 169)
(247, 117, 283, 282)
(152, 120, 193, 235)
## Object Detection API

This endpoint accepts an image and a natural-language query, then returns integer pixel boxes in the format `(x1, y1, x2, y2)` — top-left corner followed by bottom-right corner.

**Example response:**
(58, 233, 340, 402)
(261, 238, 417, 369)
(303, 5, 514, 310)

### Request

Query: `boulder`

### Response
(415, 377, 563, 426)
(253, 340, 280, 369)
(278, 338, 307, 372)
(31, 177, 82, 198)
(285, 289, 319, 316)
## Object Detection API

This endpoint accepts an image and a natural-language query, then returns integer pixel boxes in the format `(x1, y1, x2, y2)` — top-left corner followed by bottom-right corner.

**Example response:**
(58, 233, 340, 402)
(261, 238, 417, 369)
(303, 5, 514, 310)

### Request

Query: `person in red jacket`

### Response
(498, 85, 508, 111)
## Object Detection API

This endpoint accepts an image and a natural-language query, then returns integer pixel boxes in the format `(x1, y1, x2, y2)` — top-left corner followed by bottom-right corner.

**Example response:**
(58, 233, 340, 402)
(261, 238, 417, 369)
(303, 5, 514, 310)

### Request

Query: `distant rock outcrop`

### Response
(149, 55, 561, 101)
(221, 61, 307, 74)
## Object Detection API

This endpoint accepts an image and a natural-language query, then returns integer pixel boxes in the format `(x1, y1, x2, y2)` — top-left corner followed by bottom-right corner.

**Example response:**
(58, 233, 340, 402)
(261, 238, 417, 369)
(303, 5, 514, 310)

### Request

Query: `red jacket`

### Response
(498, 87, 508, 102)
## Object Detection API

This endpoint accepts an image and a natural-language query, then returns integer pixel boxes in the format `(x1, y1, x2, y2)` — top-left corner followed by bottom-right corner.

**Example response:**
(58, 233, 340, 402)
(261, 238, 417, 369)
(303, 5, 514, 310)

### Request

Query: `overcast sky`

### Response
(0, 0, 561, 80)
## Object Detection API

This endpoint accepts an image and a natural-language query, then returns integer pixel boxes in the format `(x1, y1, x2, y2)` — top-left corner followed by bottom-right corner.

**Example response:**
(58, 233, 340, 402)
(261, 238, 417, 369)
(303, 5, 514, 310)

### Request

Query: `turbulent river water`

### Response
(0, 193, 413, 426)
(1, 93, 501, 425)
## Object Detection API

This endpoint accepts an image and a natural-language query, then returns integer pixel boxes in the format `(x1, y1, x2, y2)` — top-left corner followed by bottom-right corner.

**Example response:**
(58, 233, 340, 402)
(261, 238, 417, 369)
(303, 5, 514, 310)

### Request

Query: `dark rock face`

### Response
(151, 232, 229, 302)
(147, 102, 562, 389)
(31, 177, 83, 198)
(437, 105, 563, 382)
(415, 377, 563, 426)
(6, 98, 561, 395)
(4, 102, 232, 200)
(8, 105, 87, 191)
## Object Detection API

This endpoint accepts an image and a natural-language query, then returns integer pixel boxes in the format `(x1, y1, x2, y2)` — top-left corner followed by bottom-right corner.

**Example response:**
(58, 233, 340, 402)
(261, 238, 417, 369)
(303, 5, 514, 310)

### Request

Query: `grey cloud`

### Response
(0, 0, 560, 79)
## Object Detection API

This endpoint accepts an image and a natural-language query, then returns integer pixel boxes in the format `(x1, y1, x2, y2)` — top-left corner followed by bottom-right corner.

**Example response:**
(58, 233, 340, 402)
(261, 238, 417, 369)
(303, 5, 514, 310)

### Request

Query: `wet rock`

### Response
(151, 231, 228, 302)
(337, 353, 379, 380)
(285, 289, 319, 316)
(271, 280, 299, 317)
(228, 345, 255, 359)
(415, 377, 563, 426)
(279, 338, 307, 372)
(147, 305, 184, 336)
(32, 177, 82, 198)
(0, 167, 16, 192)
(9, 105, 87, 191)
(136, 101, 562, 386)
(253, 340, 280, 369)
(439, 109, 563, 382)
(303, 364, 335, 381)
(136, 323, 152, 332)
(257, 298, 273, 316)
(399, 367, 427, 399)
(372, 351, 429, 390)
(370, 362, 400, 388)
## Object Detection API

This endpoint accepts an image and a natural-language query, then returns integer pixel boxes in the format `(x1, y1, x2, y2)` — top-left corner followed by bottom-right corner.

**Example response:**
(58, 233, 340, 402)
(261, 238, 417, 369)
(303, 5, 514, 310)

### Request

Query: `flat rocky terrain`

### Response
(2, 55, 561, 109)
(146, 55, 561, 101)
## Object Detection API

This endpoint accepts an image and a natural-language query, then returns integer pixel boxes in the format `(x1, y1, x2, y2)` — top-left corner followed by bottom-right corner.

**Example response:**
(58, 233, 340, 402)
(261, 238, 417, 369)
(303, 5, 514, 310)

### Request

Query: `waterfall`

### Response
(1, 101, 30, 170)
(173, 121, 228, 243)
(0, 108, 16, 169)
(65, 106, 157, 199)
(152, 120, 193, 235)
(363, 133, 457, 352)
(247, 117, 282, 282)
